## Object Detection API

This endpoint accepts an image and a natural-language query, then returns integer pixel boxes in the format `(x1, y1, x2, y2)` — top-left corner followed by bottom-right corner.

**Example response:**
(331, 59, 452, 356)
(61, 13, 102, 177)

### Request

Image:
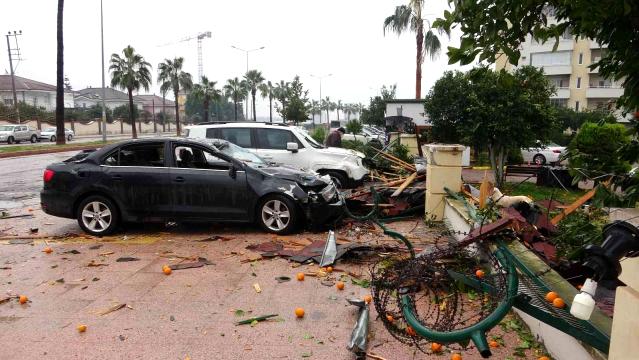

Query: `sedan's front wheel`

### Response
(258, 195, 298, 234)
(76, 196, 119, 236)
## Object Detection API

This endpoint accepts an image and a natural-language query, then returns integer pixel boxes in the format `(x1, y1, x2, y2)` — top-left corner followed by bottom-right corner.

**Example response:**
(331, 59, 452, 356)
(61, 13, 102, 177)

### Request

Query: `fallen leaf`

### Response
(98, 303, 126, 316)
(87, 261, 108, 267)
(88, 244, 103, 250)
(98, 251, 114, 256)
(253, 283, 261, 293)
(116, 257, 139, 262)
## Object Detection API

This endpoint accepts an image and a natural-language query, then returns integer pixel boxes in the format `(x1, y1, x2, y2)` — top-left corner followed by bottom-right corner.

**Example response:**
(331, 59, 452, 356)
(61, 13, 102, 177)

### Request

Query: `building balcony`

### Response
(541, 65, 572, 75)
(551, 88, 571, 99)
(586, 86, 623, 98)
(590, 41, 607, 49)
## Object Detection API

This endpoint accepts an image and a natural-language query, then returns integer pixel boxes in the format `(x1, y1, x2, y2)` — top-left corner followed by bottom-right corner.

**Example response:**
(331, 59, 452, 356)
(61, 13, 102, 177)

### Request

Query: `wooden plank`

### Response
(550, 187, 597, 225)
(391, 172, 418, 197)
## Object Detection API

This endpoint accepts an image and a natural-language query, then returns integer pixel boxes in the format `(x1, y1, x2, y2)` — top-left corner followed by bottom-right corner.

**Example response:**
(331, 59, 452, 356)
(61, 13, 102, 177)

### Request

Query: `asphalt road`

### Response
(0, 132, 174, 148)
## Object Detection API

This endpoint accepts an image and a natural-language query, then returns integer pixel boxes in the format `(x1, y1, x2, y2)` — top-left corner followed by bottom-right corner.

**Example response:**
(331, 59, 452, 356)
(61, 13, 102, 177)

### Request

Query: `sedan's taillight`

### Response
(43, 169, 55, 183)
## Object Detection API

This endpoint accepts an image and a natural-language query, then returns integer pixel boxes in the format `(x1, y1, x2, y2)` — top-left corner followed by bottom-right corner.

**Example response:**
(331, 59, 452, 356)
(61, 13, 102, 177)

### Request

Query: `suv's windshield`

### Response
(0, 126, 15, 131)
(293, 128, 325, 149)
(215, 140, 266, 166)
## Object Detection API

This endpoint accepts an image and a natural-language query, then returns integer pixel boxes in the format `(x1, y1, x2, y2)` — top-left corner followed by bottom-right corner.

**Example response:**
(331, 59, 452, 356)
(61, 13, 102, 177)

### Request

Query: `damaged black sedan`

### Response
(40, 138, 343, 236)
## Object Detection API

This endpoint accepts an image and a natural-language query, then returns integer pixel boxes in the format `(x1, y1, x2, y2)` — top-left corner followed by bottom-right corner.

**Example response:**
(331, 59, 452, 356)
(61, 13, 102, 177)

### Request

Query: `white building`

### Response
(74, 87, 143, 110)
(385, 99, 430, 126)
(0, 75, 73, 110)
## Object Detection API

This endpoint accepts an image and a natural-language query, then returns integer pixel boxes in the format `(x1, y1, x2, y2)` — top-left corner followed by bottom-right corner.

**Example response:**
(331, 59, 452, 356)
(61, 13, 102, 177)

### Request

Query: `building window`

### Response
(575, 101, 580, 111)
(550, 99, 568, 108)
(577, 77, 581, 88)
(578, 53, 583, 65)
(530, 51, 571, 66)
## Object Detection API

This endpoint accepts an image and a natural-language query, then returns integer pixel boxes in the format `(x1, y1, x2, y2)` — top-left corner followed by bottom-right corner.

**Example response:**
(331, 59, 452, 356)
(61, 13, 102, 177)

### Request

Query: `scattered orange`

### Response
(296, 272, 305, 281)
(489, 340, 499, 348)
(538, 357, 550, 360)
(43, 247, 53, 254)
(336, 281, 345, 290)
(294, 307, 305, 318)
(577, 284, 583, 290)
(545, 291, 558, 302)
(386, 314, 394, 322)
(77, 324, 87, 333)
(475, 269, 485, 278)
(162, 265, 172, 275)
(552, 297, 565, 309)
(406, 326, 416, 337)
(363, 295, 372, 304)
(451, 354, 462, 360)
(18, 295, 28, 304)
(326, 266, 333, 273)
(431, 342, 442, 352)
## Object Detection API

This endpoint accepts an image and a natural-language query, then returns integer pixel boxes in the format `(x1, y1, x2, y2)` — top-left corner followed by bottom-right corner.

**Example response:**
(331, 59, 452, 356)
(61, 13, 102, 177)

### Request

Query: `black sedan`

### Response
(40, 138, 343, 235)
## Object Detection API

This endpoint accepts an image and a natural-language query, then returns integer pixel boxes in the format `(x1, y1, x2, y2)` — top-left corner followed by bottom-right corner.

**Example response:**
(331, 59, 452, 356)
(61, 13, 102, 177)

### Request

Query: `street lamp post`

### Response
(310, 73, 332, 125)
(231, 45, 265, 121)
(100, 0, 107, 142)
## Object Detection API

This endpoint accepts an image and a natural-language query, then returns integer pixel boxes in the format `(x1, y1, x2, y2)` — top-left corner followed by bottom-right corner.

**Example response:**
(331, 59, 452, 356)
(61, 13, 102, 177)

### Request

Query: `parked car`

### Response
(341, 132, 383, 146)
(40, 127, 74, 142)
(40, 138, 343, 236)
(0, 124, 40, 144)
(185, 122, 368, 188)
(521, 141, 566, 165)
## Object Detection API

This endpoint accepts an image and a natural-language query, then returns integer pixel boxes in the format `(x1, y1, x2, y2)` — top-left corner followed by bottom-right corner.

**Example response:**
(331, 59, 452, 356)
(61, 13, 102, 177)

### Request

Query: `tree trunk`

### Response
(233, 99, 238, 121)
(312, 113, 315, 127)
(269, 95, 272, 123)
(203, 97, 209, 123)
(120, 119, 123, 134)
(174, 89, 181, 136)
(488, 143, 506, 188)
(128, 88, 137, 139)
(326, 109, 330, 122)
(252, 90, 257, 121)
(162, 94, 166, 132)
(55, 0, 66, 145)
(337, 109, 340, 121)
(415, 24, 424, 99)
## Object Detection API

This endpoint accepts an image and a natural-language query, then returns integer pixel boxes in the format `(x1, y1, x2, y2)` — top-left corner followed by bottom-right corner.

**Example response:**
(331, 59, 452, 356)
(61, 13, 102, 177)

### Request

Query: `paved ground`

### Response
(0, 152, 545, 359)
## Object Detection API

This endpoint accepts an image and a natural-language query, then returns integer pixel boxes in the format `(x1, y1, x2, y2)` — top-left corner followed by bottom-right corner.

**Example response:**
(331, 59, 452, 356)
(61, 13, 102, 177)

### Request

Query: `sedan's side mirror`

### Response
(286, 142, 299, 153)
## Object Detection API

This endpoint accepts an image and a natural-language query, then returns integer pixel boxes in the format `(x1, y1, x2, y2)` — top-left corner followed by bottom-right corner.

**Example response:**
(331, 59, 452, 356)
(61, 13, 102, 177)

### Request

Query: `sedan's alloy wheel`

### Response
(81, 201, 112, 233)
(261, 199, 290, 231)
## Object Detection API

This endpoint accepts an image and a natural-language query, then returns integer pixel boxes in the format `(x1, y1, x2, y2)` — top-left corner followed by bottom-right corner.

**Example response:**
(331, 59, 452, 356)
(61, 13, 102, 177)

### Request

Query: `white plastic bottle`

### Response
(570, 278, 598, 320)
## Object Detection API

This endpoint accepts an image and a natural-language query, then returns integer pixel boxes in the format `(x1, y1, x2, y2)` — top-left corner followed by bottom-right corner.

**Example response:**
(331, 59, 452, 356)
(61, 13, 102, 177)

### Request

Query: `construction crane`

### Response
(158, 31, 212, 81)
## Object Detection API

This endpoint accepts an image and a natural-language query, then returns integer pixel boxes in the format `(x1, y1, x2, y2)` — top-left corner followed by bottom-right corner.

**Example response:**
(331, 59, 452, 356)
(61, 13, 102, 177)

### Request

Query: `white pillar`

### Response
(424, 144, 465, 221)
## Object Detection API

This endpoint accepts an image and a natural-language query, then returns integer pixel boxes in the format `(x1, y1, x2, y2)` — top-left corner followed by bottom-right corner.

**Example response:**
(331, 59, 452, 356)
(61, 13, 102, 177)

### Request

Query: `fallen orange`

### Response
(552, 297, 565, 309)
(545, 291, 558, 302)
(363, 295, 372, 304)
(475, 270, 485, 278)
(18, 295, 28, 304)
(386, 314, 394, 322)
(43, 247, 53, 254)
(431, 342, 442, 352)
(406, 326, 416, 337)
(296, 272, 305, 281)
(77, 324, 87, 333)
(295, 307, 305, 318)
(451, 354, 462, 360)
(538, 357, 550, 360)
(336, 281, 345, 290)
(326, 266, 333, 273)
(162, 266, 172, 275)
(489, 340, 499, 348)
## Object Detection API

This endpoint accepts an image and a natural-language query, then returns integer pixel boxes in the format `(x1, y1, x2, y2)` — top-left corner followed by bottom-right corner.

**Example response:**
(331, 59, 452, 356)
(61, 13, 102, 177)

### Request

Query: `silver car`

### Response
(40, 127, 74, 142)
(0, 124, 40, 144)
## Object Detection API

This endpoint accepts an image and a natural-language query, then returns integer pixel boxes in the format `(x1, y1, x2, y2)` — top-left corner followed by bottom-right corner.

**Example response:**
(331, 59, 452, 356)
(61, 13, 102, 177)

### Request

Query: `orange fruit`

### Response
(43, 247, 53, 254)
(77, 324, 87, 333)
(363, 295, 372, 304)
(406, 326, 416, 337)
(577, 284, 583, 290)
(336, 281, 345, 290)
(475, 270, 485, 278)
(431, 342, 442, 352)
(18, 295, 28, 304)
(545, 291, 558, 302)
(296, 272, 305, 281)
(451, 354, 462, 360)
(386, 314, 394, 322)
(538, 357, 550, 360)
(162, 266, 172, 275)
(326, 266, 333, 273)
(552, 297, 565, 308)
(294, 307, 305, 318)
(489, 340, 499, 348)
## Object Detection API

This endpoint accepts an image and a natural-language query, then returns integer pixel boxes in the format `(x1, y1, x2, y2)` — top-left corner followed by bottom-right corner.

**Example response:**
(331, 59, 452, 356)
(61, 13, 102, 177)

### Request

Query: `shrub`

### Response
(310, 126, 327, 144)
(346, 119, 363, 134)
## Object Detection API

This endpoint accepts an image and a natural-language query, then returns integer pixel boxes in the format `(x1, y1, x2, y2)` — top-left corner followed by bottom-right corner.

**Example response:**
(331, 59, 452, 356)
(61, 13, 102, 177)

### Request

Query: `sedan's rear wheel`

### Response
(258, 195, 298, 234)
(50, 135, 56, 142)
(7, 136, 14, 144)
(67, 134, 73, 141)
(77, 196, 119, 236)
(533, 154, 546, 165)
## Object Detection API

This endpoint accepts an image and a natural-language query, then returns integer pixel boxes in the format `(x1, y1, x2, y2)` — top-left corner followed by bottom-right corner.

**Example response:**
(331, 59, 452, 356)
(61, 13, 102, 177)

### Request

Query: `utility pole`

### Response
(152, 95, 156, 133)
(311, 73, 332, 125)
(231, 45, 265, 121)
(100, 0, 107, 142)
(5, 30, 22, 123)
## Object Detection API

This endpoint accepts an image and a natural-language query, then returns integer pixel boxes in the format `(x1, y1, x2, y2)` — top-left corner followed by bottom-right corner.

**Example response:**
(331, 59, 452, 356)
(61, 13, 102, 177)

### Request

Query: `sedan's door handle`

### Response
(174, 176, 185, 183)
(111, 175, 123, 181)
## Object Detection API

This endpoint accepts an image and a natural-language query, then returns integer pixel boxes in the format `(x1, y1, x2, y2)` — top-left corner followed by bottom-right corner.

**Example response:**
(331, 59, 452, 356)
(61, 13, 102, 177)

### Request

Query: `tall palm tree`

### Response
(109, 45, 152, 139)
(384, 0, 442, 99)
(160, 82, 170, 132)
(335, 100, 343, 122)
(274, 80, 290, 121)
(55, 0, 65, 145)
(258, 80, 275, 123)
(192, 76, 221, 123)
(157, 57, 193, 136)
(310, 100, 321, 126)
(224, 77, 247, 122)
(321, 97, 334, 122)
(244, 70, 265, 121)
(343, 103, 353, 121)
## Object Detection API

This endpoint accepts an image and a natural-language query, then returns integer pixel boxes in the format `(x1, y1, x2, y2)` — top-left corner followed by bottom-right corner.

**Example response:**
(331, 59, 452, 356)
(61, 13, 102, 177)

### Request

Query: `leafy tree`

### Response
(185, 92, 237, 123)
(109, 46, 152, 139)
(244, 70, 265, 121)
(434, 0, 639, 111)
(335, 100, 343, 121)
(157, 57, 193, 136)
(56, 0, 65, 144)
(309, 100, 321, 126)
(424, 70, 469, 143)
(191, 76, 221, 123)
(380, 84, 397, 100)
(274, 80, 290, 121)
(321, 97, 335, 122)
(281, 76, 310, 125)
(346, 119, 363, 134)
(384, 1, 442, 99)
(360, 97, 386, 127)
(259, 81, 276, 123)
(311, 126, 327, 144)
(113, 104, 139, 123)
(550, 106, 617, 145)
(223, 77, 247, 121)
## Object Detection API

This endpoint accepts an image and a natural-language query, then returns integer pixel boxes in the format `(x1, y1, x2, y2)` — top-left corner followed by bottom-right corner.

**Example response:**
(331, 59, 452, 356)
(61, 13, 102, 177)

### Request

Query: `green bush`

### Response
(554, 208, 607, 260)
(310, 126, 327, 144)
(390, 142, 412, 163)
(507, 148, 524, 165)
(346, 119, 363, 134)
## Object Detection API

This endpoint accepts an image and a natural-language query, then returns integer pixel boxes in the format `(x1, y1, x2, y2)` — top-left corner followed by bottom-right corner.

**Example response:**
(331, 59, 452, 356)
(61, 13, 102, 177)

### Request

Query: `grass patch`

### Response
(0, 140, 116, 154)
(504, 181, 584, 204)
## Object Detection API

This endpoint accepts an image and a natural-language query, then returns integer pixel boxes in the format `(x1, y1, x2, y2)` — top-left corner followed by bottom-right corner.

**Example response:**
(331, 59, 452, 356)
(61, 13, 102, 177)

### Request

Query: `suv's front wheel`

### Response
(257, 194, 298, 234)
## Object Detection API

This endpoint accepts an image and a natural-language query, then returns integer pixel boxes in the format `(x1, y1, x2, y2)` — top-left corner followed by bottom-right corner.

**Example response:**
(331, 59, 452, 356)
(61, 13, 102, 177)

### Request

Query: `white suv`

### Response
(185, 122, 368, 188)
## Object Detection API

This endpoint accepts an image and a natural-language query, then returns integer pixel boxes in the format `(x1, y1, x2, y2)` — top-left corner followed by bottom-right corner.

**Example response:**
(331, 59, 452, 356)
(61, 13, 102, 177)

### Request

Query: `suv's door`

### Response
(99, 142, 172, 220)
(254, 128, 306, 168)
(169, 142, 250, 221)
(17, 126, 28, 141)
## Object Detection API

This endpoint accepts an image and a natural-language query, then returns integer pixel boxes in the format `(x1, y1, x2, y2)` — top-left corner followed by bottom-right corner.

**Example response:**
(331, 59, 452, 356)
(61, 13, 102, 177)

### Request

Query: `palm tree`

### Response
(310, 100, 321, 126)
(258, 81, 276, 123)
(343, 103, 353, 121)
(55, 0, 65, 145)
(109, 46, 152, 139)
(160, 82, 170, 132)
(157, 57, 193, 136)
(321, 97, 335, 122)
(192, 76, 221, 123)
(274, 80, 290, 121)
(244, 70, 265, 121)
(224, 77, 247, 121)
(335, 100, 343, 122)
(384, 0, 442, 99)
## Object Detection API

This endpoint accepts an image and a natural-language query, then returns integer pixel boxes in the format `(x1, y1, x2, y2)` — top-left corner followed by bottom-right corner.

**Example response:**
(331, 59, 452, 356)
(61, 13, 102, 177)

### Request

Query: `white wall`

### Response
(385, 102, 430, 126)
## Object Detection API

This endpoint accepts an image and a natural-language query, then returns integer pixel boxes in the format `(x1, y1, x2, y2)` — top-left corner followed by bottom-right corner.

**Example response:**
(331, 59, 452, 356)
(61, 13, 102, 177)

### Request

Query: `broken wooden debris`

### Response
(98, 303, 127, 316)
(168, 257, 214, 270)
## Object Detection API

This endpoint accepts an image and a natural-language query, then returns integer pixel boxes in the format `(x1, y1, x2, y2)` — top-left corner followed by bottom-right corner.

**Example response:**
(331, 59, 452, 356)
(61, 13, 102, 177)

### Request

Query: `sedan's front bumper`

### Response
(305, 194, 344, 227)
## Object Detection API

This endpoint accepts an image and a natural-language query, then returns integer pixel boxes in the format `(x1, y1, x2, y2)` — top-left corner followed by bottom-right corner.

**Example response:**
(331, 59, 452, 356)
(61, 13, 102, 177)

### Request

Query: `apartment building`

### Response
(495, 21, 628, 120)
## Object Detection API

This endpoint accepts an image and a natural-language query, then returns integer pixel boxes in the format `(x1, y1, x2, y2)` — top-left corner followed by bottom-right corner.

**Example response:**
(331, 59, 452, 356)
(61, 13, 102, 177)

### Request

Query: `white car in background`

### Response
(521, 141, 566, 165)
(185, 122, 369, 188)
(40, 127, 74, 142)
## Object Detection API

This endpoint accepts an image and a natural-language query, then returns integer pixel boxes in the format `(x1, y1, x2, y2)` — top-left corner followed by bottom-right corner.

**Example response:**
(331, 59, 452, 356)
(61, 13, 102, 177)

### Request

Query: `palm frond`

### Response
(423, 29, 442, 61)
(383, 5, 412, 35)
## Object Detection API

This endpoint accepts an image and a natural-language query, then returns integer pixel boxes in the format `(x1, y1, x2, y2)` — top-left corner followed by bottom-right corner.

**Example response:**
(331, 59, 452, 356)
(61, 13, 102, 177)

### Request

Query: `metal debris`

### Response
(346, 298, 369, 355)
(319, 230, 337, 267)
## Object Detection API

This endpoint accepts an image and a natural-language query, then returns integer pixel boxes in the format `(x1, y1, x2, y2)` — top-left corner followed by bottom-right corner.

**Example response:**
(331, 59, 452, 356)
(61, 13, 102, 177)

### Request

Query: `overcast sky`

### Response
(1, 0, 472, 120)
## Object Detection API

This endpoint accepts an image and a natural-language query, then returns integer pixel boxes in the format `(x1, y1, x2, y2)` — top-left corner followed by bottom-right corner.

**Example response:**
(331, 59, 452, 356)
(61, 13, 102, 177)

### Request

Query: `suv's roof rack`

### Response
(190, 121, 291, 127)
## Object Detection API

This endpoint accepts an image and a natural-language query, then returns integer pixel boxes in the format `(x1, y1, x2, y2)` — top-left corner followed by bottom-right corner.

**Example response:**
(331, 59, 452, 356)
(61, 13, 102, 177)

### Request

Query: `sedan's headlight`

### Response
(320, 184, 337, 202)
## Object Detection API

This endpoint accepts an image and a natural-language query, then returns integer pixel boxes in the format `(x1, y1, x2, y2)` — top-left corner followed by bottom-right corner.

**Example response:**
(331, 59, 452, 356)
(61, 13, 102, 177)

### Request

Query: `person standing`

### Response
(325, 127, 345, 147)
